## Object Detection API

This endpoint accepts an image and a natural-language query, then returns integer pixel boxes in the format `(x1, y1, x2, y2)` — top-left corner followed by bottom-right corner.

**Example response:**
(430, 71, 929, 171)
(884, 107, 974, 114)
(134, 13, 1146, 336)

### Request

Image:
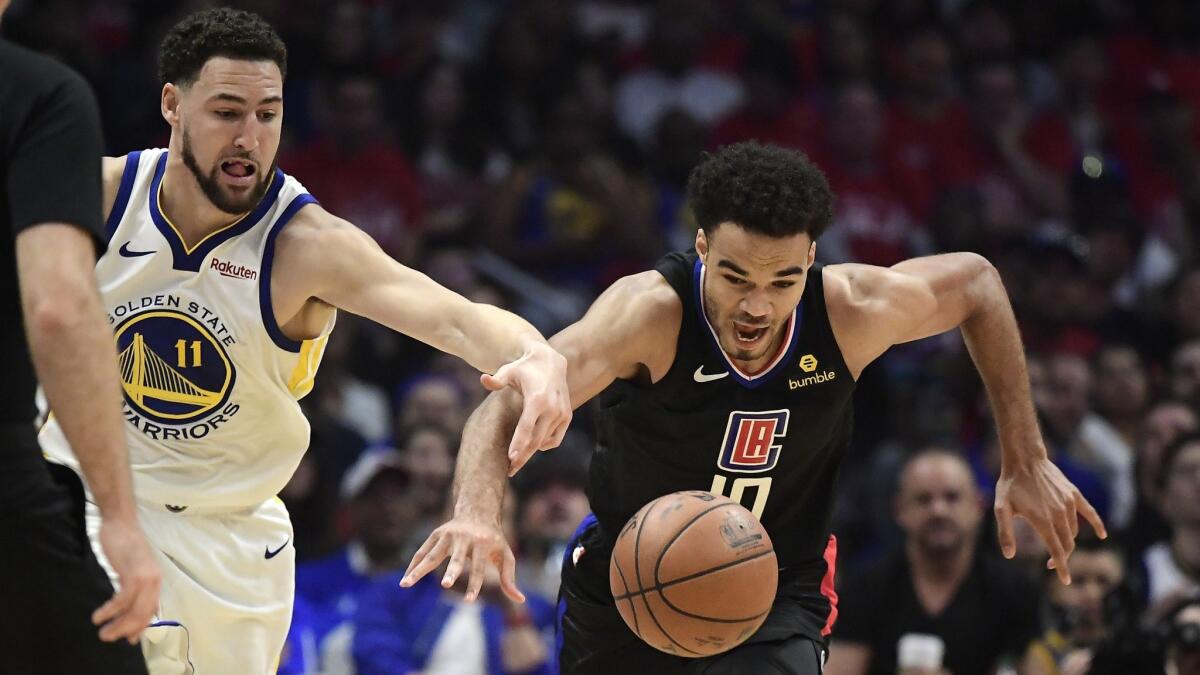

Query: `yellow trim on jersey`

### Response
(287, 334, 329, 399)
(155, 170, 276, 254)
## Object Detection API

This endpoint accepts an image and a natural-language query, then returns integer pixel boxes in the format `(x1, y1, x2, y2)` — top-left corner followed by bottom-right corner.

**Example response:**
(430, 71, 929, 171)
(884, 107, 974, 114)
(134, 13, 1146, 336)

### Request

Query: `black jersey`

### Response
(588, 250, 856, 637)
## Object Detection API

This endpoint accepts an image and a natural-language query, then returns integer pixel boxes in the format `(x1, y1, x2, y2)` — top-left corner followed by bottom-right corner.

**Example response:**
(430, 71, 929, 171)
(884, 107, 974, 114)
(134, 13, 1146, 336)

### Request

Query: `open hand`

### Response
(401, 516, 525, 604)
(994, 456, 1107, 584)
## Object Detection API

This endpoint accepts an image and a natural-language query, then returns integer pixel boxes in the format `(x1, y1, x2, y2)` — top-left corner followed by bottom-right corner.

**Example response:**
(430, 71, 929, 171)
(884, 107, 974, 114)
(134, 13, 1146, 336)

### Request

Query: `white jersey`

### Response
(40, 148, 333, 509)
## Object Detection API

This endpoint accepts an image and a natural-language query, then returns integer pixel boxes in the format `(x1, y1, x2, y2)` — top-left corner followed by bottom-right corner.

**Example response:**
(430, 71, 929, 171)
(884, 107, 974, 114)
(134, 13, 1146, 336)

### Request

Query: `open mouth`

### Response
(733, 321, 768, 345)
(219, 159, 257, 185)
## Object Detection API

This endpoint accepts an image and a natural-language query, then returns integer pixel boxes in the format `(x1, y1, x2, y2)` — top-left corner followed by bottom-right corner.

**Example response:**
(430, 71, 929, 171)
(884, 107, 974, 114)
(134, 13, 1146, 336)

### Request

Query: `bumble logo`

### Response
(790, 354, 836, 390)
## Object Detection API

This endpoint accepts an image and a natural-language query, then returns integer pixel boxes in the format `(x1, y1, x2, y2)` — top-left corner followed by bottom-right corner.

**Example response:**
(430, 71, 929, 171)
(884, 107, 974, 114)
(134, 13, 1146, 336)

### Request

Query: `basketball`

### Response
(608, 490, 778, 658)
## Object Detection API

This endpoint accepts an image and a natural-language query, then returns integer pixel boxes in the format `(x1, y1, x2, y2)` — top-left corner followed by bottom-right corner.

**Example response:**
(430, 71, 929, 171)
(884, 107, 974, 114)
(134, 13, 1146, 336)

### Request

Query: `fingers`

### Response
(508, 443, 537, 477)
(94, 576, 157, 644)
(541, 415, 571, 452)
(465, 543, 488, 602)
(508, 404, 539, 464)
(500, 546, 526, 604)
(1075, 491, 1108, 540)
(1052, 517, 1075, 585)
(994, 502, 1016, 559)
(443, 537, 469, 588)
(1038, 519, 1071, 585)
(402, 535, 450, 587)
(480, 372, 508, 392)
(93, 586, 133, 641)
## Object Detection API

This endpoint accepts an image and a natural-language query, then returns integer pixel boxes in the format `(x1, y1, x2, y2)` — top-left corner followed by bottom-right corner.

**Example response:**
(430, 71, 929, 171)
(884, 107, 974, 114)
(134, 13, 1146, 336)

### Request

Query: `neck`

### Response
(907, 540, 974, 583)
(160, 156, 248, 244)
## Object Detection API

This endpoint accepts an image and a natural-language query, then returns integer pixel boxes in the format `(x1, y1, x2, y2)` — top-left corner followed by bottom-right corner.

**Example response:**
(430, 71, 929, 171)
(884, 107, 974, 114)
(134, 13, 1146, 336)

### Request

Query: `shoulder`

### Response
(273, 201, 369, 261)
(822, 263, 932, 312)
(607, 270, 682, 317)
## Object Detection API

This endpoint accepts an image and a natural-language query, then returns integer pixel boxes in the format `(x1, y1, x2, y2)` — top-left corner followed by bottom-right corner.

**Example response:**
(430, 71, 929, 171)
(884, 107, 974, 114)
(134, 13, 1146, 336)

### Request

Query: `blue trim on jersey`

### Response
(692, 258, 803, 389)
(259, 193, 319, 353)
(105, 151, 141, 242)
(557, 513, 598, 661)
(147, 152, 286, 272)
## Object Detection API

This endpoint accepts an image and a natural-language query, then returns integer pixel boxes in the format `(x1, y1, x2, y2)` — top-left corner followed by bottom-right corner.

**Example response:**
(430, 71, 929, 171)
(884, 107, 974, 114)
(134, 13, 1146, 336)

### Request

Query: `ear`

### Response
(695, 229, 708, 262)
(162, 83, 181, 127)
(807, 240, 816, 267)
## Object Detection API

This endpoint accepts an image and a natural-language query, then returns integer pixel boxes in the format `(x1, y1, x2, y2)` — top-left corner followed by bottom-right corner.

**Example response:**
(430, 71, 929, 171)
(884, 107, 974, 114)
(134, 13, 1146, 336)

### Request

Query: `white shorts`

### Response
(84, 496, 295, 675)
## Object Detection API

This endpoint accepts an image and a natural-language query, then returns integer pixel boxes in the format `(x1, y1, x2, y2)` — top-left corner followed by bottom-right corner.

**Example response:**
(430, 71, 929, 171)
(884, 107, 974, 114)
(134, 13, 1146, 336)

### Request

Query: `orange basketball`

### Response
(608, 490, 778, 658)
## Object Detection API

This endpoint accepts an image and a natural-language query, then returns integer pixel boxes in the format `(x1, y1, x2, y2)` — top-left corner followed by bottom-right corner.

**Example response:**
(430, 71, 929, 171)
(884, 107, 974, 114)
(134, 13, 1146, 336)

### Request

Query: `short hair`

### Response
(1158, 431, 1200, 489)
(158, 8, 287, 87)
(686, 142, 835, 241)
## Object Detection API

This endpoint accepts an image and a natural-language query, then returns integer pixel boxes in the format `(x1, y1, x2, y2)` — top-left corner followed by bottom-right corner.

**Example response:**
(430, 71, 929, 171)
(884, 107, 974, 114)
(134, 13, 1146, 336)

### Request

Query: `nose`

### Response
(739, 290, 771, 321)
(232, 117, 260, 153)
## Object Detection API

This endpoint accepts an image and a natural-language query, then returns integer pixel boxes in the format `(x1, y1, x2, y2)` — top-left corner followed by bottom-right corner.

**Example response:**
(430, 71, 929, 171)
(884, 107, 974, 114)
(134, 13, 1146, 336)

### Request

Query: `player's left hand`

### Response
(400, 515, 525, 604)
(994, 455, 1107, 584)
(480, 343, 571, 474)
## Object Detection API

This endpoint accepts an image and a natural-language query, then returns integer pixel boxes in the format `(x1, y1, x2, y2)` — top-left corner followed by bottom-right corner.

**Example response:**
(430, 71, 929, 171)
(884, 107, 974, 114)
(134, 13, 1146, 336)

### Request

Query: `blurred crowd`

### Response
(6, 0, 1200, 672)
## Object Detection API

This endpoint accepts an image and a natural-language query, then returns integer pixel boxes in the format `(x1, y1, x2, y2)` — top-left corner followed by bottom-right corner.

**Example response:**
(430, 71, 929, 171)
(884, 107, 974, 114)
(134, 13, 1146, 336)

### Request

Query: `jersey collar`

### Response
(148, 151, 285, 272)
(692, 257, 802, 389)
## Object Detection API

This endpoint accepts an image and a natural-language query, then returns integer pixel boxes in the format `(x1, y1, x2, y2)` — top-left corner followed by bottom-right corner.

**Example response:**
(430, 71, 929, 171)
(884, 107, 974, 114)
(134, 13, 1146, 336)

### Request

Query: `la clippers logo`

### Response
(717, 410, 790, 473)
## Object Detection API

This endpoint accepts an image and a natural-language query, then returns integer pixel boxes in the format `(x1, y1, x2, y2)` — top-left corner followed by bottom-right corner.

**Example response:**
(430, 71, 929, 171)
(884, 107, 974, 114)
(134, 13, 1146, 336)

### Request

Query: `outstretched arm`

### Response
(401, 272, 680, 601)
(274, 208, 571, 455)
(827, 253, 1106, 583)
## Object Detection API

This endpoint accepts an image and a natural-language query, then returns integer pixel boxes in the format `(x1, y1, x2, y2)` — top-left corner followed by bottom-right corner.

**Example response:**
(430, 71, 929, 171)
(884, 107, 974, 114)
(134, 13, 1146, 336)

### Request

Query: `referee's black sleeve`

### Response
(5, 56, 106, 252)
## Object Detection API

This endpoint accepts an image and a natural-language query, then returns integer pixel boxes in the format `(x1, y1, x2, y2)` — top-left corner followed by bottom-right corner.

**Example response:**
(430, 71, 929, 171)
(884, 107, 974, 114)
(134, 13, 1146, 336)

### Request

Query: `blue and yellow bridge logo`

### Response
(113, 310, 235, 424)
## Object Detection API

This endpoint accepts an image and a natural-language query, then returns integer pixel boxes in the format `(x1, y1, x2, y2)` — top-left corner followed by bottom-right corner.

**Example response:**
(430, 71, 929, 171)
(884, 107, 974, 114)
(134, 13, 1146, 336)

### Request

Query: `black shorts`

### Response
(557, 515, 826, 675)
(0, 435, 147, 675)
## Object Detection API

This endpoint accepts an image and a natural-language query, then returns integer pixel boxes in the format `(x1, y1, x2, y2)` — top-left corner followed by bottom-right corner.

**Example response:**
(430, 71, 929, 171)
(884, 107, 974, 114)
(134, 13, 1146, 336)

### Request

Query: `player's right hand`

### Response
(93, 516, 162, 644)
(400, 516, 525, 604)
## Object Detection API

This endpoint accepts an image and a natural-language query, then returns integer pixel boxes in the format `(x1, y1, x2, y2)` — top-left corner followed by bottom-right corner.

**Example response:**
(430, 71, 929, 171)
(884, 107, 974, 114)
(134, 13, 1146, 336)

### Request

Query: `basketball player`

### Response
(402, 142, 1108, 674)
(37, 8, 570, 675)
(1, 0, 159, 670)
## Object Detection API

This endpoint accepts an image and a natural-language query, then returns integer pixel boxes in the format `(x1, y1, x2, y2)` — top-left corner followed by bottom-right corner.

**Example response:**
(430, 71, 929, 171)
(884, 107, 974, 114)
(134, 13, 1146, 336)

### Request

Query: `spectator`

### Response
(1130, 400, 1199, 557)
(1023, 537, 1127, 675)
(955, 58, 1072, 235)
(885, 26, 972, 222)
(485, 93, 655, 294)
(816, 80, 929, 267)
(649, 107, 705, 253)
(613, 1, 743, 148)
(1092, 344, 1151, 448)
(709, 40, 818, 152)
(284, 73, 425, 262)
(827, 449, 1041, 675)
(397, 422, 459, 523)
(1171, 341, 1200, 412)
(294, 448, 423, 674)
(1143, 433, 1200, 613)
(1040, 352, 1135, 529)
(311, 318, 393, 444)
(352, 511, 558, 675)
(511, 441, 591, 603)
(402, 60, 508, 243)
(395, 373, 469, 438)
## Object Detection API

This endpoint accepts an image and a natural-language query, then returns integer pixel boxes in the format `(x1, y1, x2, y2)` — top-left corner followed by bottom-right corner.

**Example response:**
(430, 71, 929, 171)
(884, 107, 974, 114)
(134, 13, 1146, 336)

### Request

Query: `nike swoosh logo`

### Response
(693, 366, 729, 383)
(118, 242, 155, 257)
(265, 538, 290, 559)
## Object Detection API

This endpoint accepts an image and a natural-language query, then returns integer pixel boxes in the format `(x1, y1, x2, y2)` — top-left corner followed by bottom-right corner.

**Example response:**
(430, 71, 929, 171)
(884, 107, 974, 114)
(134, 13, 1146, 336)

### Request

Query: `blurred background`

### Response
(6, 0, 1200, 673)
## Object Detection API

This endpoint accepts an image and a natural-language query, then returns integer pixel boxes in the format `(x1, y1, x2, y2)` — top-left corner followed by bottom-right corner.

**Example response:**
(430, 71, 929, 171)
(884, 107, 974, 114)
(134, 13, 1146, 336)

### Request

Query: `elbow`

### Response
(26, 286, 94, 338)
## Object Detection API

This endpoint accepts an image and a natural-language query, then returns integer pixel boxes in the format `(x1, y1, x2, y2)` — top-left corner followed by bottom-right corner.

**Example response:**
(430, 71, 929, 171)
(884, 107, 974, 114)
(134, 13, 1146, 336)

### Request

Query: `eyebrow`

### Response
(716, 259, 805, 278)
(209, 93, 283, 105)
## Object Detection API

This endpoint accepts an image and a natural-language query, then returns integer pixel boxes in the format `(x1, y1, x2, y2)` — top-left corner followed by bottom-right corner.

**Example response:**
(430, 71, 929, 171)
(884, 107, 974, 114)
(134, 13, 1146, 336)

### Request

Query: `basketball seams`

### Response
(612, 556, 640, 637)
(631, 498, 702, 656)
(614, 542, 772, 600)
(653, 501, 734, 587)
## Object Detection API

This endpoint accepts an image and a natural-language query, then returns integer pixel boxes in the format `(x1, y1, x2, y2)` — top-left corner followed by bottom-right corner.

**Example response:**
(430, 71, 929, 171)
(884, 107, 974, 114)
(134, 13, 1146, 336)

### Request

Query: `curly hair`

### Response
(158, 8, 287, 87)
(686, 142, 835, 240)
